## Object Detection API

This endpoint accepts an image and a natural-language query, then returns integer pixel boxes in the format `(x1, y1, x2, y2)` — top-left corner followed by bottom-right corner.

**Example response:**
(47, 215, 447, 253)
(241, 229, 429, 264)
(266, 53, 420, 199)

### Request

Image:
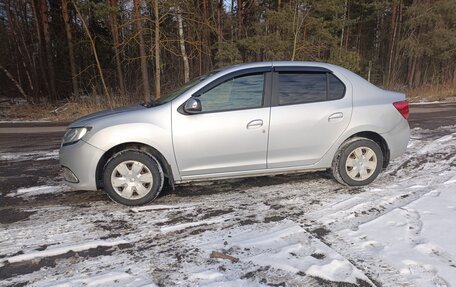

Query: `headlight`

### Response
(62, 127, 91, 146)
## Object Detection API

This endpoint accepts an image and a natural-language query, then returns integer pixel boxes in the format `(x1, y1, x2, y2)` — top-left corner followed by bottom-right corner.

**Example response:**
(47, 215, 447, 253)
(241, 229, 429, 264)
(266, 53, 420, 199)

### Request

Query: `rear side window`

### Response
(279, 73, 326, 105)
(278, 72, 345, 105)
(328, 73, 345, 100)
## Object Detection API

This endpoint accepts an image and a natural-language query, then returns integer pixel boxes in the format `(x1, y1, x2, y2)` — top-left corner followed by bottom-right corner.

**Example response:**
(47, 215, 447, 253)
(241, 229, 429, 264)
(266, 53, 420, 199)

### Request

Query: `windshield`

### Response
(151, 70, 220, 106)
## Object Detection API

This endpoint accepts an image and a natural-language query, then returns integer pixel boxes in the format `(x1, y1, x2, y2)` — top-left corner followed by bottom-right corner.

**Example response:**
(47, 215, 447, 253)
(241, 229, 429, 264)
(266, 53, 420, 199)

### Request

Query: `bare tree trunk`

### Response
(73, 2, 112, 107)
(176, 7, 190, 83)
(197, 0, 202, 74)
(0, 64, 28, 100)
(291, 1, 306, 61)
(407, 56, 416, 87)
(231, 0, 235, 41)
(393, 0, 403, 81)
(134, 0, 150, 101)
(154, 0, 161, 99)
(40, 0, 57, 100)
(109, 0, 126, 96)
(387, 0, 398, 86)
(217, 0, 223, 59)
(237, 0, 242, 38)
(6, 1, 34, 98)
(374, 8, 381, 60)
(368, 60, 372, 82)
(62, 0, 79, 98)
(14, 4, 36, 95)
(344, 2, 350, 49)
(200, 0, 211, 72)
(31, 0, 48, 97)
(340, 0, 348, 47)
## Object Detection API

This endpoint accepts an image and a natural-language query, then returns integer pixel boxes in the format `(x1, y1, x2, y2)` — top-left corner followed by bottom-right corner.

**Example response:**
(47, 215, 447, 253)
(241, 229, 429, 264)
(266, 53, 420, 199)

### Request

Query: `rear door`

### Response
(267, 66, 352, 168)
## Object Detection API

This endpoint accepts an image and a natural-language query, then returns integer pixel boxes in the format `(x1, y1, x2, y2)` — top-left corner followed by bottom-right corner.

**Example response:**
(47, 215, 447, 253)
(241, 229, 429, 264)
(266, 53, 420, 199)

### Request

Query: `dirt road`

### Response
(408, 102, 456, 129)
(0, 102, 455, 286)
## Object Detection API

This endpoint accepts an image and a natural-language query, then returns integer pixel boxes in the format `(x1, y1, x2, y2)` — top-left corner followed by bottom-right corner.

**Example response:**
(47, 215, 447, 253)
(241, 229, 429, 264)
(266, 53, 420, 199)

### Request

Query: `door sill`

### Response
(177, 166, 328, 184)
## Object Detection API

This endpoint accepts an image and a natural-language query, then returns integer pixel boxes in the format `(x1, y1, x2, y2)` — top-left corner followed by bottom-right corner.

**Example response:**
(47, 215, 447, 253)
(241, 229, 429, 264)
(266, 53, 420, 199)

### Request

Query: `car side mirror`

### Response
(183, 97, 202, 114)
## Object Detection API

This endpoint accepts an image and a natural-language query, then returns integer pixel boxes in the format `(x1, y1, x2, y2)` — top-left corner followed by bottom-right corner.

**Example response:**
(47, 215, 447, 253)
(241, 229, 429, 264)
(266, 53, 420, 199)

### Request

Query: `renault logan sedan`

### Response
(60, 62, 410, 205)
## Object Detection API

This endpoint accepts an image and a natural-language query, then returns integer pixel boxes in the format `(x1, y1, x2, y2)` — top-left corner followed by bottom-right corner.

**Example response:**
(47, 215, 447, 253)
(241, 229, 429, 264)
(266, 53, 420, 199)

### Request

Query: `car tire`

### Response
(103, 150, 163, 206)
(331, 138, 383, 186)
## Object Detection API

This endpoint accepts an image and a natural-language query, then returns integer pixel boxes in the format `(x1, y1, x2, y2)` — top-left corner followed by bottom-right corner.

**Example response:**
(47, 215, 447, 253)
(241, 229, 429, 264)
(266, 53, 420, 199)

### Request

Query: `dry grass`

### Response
(1, 83, 455, 122)
(0, 96, 137, 122)
(391, 83, 456, 102)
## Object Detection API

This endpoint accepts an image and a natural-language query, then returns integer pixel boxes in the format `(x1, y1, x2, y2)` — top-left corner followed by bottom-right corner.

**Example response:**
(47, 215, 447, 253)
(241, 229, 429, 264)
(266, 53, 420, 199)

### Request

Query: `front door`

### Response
(173, 70, 271, 177)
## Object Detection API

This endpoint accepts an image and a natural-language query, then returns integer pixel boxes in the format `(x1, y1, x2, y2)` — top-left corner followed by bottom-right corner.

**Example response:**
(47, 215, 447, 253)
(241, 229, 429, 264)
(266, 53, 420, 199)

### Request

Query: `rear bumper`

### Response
(381, 119, 410, 160)
(59, 140, 105, 191)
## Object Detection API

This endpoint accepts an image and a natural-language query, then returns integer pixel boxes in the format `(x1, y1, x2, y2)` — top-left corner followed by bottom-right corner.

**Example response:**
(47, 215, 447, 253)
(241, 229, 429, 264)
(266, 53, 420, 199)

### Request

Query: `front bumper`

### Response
(59, 140, 105, 191)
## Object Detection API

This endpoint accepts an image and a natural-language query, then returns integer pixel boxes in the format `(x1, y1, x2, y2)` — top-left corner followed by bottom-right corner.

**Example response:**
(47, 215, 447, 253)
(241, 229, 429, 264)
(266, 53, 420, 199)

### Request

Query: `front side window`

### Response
(197, 73, 265, 113)
(278, 72, 345, 105)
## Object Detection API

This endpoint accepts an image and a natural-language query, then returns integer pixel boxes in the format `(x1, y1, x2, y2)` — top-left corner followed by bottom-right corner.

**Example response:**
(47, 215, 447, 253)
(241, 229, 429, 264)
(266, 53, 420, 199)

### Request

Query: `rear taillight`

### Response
(393, 101, 409, 119)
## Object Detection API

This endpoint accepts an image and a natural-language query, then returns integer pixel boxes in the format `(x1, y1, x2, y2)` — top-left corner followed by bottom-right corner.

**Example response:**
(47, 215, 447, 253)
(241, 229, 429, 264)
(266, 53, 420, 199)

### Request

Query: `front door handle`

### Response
(328, 112, 344, 122)
(247, 119, 263, 129)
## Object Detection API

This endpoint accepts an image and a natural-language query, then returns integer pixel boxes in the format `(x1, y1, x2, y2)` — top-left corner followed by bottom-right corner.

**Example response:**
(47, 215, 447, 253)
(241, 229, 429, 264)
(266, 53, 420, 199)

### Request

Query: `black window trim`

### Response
(271, 68, 346, 107)
(178, 66, 273, 115)
(273, 66, 331, 73)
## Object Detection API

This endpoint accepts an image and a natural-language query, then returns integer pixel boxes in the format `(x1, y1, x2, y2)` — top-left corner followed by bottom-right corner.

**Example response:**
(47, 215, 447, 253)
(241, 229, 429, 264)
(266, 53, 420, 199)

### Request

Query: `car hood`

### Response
(68, 105, 146, 128)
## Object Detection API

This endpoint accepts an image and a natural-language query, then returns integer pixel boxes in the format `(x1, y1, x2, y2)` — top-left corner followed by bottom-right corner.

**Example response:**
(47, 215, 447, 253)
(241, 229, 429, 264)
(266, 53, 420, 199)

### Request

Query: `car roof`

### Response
(222, 61, 341, 73)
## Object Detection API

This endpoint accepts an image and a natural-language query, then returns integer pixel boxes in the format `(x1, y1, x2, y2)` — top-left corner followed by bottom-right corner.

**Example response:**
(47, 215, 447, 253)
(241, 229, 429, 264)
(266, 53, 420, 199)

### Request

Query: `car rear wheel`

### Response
(103, 150, 163, 205)
(331, 138, 383, 186)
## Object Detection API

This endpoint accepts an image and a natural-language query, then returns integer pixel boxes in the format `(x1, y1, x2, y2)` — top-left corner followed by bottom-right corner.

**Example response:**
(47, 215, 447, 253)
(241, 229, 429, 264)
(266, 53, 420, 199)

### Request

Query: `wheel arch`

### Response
(95, 142, 175, 190)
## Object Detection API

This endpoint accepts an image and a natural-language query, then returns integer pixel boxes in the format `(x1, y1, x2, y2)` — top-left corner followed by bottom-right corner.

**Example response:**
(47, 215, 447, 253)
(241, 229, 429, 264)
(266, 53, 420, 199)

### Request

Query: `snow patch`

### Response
(1, 149, 59, 161)
(130, 204, 192, 213)
(190, 270, 224, 281)
(417, 134, 454, 155)
(444, 175, 456, 184)
(36, 150, 59, 161)
(7, 185, 70, 197)
(34, 271, 157, 287)
(160, 218, 224, 233)
(1, 240, 128, 266)
(306, 259, 357, 284)
(339, 180, 456, 286)
(185, 221, 373, 286)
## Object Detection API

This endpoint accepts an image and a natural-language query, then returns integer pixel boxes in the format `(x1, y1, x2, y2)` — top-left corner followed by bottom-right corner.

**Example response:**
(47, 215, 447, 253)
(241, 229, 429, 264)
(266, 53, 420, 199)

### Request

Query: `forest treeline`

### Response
(0, 0, 455, 104)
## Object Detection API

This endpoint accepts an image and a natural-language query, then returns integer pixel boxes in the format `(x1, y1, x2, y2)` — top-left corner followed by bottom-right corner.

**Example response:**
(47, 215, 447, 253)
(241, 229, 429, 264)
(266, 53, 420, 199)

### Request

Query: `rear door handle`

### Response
(328, 112, 344, 122)
(247, 119, 263, 129)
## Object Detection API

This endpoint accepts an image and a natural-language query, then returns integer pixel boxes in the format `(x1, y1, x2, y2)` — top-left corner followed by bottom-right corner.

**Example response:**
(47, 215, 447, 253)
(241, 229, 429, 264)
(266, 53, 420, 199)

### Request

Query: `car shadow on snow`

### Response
(158, 170, 335, 199)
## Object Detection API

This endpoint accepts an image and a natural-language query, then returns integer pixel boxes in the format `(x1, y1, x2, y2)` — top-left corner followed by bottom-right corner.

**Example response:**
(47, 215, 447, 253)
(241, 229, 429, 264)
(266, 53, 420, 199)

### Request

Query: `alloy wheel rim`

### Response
(111, 160, 153, 199)
(345, 147, 377, 181)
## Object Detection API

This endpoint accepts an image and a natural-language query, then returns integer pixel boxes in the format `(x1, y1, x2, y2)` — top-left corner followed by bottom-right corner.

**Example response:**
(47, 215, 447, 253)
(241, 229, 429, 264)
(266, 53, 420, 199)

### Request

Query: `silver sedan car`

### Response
(60, 62, 410, 205)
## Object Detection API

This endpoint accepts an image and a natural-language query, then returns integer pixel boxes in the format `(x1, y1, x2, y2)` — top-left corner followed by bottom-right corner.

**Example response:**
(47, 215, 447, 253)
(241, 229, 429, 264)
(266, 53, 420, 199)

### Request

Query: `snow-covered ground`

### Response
(0, 149, 59, 162)
(0, 125, 455, 286)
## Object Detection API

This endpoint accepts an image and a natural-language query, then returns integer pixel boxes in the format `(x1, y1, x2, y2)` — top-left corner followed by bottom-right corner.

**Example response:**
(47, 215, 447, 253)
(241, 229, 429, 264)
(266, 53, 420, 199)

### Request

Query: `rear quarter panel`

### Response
(311, 65, 408, 168)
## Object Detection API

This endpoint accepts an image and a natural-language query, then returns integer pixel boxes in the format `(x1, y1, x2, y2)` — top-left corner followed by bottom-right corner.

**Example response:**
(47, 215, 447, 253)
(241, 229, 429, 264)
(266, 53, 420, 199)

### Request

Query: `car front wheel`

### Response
(103, 150, 163, 205)
(331, 138, 383, 186)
